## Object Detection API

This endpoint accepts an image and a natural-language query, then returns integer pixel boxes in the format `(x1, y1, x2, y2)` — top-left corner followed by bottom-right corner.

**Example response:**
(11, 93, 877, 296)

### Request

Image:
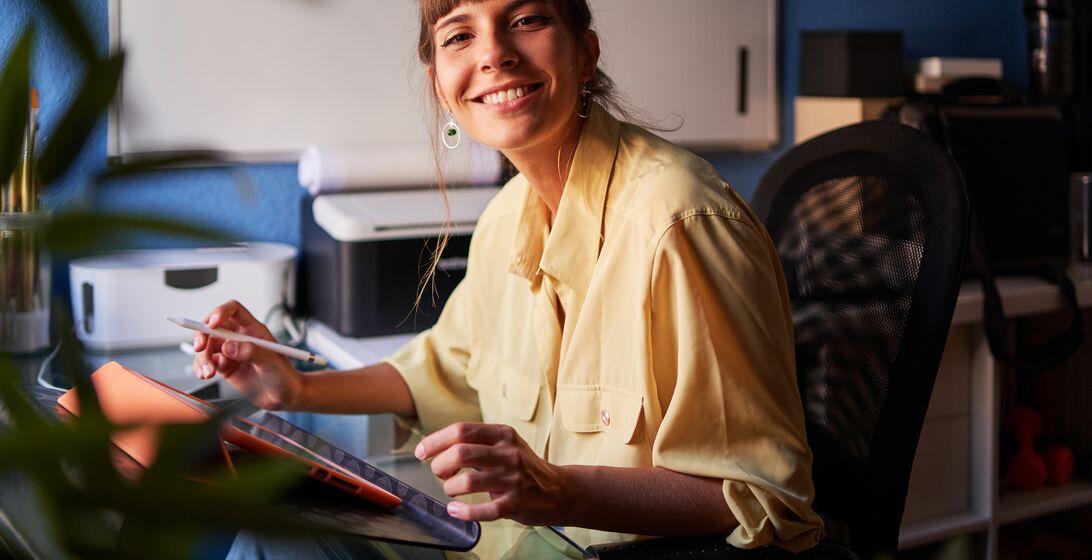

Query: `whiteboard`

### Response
(108, 0, 777, 162)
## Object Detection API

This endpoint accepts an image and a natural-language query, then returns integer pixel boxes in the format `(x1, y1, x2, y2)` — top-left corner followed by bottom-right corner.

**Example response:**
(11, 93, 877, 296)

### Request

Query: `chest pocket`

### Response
(465, 345, 541, 446)
(557, 385, 647, 465)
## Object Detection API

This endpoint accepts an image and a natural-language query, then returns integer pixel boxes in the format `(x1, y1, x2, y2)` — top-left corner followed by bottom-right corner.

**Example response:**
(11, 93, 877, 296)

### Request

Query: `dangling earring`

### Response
(575, 81, 591, 119)
(441, 113, 461, 150)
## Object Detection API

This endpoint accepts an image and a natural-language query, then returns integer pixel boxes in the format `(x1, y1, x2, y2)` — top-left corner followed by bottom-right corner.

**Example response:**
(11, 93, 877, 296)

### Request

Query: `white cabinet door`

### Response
(593, 0, 778, 150)
(110, 0, 778, 160)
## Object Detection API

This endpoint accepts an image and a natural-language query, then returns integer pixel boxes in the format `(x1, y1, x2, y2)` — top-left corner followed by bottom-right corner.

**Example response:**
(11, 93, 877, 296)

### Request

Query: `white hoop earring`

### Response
(442, 114, 461, 149)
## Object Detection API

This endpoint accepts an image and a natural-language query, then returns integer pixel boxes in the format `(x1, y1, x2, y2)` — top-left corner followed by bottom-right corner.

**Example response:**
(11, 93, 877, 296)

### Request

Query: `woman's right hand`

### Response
(191, 300, 305, 410)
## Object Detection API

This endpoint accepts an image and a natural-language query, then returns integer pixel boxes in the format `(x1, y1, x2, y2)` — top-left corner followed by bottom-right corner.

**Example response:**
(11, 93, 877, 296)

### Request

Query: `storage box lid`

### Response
(70, 242, 297, 270)
(312, 187, 500, 242)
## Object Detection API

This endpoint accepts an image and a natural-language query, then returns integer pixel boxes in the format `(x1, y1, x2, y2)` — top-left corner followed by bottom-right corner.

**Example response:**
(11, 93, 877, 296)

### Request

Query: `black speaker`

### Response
(800, 31, 904, 97)
(896, 101, 1070, 272)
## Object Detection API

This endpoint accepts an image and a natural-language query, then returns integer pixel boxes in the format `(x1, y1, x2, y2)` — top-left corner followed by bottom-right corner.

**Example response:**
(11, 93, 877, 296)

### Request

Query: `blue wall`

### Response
(708, 0, 1029, 197)
(3, 0, 301, 250)
(3, 0, 1029, 253)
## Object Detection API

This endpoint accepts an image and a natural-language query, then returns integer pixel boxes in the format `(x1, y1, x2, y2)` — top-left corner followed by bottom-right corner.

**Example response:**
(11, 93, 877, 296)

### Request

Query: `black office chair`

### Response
(589, 121, 969, 560)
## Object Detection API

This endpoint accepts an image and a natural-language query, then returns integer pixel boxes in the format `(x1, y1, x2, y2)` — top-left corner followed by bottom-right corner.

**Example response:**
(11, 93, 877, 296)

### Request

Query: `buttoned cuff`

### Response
(722, 479, 824, 552)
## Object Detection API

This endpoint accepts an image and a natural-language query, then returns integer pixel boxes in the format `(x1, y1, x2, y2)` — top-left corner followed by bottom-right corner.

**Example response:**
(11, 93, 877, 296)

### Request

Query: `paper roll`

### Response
(298, 142, 503, 195)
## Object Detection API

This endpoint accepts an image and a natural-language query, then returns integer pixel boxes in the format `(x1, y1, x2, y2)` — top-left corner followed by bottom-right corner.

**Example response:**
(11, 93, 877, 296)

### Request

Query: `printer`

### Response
(300, 187, 499, 338)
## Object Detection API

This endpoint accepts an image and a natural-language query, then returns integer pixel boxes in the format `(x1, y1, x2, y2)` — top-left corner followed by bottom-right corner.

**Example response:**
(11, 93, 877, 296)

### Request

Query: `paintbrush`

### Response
(18, 89, 38, 213)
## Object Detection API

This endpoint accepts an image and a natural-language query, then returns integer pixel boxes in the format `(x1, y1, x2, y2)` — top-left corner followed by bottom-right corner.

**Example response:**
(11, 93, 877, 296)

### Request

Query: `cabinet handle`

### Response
(81, 282, 94, 334)
(738, 46, 749, 115)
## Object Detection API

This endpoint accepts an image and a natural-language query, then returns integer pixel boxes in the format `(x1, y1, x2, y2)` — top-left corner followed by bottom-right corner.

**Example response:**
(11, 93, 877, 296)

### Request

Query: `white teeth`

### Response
(483, 87, 530, 105)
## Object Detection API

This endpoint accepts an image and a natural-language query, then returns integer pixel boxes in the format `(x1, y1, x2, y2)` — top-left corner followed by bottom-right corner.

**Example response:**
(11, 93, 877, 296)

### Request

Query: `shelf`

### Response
(951, 267, 1092, 327)
(997, 480, 1092, 526)
(305, 320, 414, 369)
(899, 511, 990, 549)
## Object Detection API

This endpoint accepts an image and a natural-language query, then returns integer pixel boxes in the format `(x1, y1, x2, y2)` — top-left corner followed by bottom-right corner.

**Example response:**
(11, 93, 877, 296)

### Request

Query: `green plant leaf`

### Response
(42, 211, 232, 255)
(58, 335, 106, 430)
(205, 456, 305, 507)
(38, 53, 125, 185)
(96, 151, 239, 182)
(115, 523, 203, 560)
(0, 469, 74, 560)
(38, 0, 99, 64)
(137, 416, 231, 487)
(0, 356, 49, 431)
(0, 26, 33, 185)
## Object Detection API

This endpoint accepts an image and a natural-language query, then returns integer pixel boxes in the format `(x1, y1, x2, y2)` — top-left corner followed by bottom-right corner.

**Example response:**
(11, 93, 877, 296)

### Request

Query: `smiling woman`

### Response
(207, 0, 825, 557)
(425, 0, 593, 169)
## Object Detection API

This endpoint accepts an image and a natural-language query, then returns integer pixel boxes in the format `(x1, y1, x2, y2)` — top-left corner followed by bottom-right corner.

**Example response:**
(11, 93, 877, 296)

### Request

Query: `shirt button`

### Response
(600, 409, 611, 427)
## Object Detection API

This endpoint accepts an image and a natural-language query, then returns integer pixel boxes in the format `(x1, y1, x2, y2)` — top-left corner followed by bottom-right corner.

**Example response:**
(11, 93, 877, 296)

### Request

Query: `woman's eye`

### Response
(513, 14, 551, 28)
(441, 32, 472, 47)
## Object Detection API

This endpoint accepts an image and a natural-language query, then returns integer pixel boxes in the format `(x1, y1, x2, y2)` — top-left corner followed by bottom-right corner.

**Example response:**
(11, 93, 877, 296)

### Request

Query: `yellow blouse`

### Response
(384, 104, 824, 551)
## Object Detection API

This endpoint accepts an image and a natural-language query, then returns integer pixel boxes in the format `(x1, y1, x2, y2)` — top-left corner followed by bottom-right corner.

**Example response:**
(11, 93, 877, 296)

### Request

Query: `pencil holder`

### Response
(0, 211, 50, 354)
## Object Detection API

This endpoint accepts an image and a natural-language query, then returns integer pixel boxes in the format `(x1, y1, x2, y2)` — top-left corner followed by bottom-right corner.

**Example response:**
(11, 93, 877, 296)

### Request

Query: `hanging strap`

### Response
(972, 221, 1085, 372)
(895, 97, 1086, 373)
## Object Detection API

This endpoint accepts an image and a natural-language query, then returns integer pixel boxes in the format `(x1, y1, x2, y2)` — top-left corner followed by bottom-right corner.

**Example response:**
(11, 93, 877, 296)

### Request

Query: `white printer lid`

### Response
(312, 186, 500, 242)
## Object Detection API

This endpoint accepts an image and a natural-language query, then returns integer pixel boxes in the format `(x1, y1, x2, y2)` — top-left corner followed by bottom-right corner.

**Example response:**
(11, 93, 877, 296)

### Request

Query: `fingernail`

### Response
(447, 502, 459, 516)
(208, 314, 219, 326)
(414, 443, 426, 460)
(193, 334, 201, 347)
(223, 341, 237, 356)
(201, 363, 214, 378)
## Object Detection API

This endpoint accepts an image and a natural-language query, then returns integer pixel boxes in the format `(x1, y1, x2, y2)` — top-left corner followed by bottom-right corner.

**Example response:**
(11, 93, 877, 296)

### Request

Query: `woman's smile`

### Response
(472, 82, 544, 112)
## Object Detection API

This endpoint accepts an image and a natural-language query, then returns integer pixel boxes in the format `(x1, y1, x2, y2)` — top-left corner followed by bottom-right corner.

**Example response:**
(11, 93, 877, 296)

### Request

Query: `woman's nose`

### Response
(478, 32, 519, 73)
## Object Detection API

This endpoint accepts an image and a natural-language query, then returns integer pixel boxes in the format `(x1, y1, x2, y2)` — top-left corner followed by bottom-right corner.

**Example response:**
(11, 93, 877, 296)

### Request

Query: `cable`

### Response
(259, 302, 308, 347)
(35, 341, 65, 391)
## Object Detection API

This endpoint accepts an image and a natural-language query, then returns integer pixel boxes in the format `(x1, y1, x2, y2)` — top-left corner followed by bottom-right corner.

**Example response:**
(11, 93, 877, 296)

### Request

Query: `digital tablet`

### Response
(58, 361, 401, 509)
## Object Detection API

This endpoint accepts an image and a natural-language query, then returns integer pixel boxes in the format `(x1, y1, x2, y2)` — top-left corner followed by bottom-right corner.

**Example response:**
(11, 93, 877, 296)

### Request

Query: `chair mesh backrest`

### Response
(752, 122, 969, 558)
(786, 174, 925, 462)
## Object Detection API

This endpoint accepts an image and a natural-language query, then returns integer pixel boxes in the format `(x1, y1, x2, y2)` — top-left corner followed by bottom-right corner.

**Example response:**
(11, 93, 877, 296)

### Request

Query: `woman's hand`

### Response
(191, 300, 304, 411)
(415, 422, 570, 525)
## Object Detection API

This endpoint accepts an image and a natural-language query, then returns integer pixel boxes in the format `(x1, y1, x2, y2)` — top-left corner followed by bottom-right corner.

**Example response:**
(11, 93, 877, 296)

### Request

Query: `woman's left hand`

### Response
(415, 422, 570, 525)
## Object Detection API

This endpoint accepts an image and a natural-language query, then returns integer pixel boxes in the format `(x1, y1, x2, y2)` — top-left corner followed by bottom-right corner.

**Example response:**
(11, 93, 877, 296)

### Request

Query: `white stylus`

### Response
(167, 316, 329, 367)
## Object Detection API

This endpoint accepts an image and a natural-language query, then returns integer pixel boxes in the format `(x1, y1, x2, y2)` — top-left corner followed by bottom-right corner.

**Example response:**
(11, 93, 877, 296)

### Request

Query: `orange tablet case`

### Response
(58, 362, 400, 509)
(56, 361, 231, 473)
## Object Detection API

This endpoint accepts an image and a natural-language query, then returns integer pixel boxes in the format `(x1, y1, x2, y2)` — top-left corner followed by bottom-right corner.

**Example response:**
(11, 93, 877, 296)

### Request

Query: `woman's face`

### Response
(430, 0, 596, 155)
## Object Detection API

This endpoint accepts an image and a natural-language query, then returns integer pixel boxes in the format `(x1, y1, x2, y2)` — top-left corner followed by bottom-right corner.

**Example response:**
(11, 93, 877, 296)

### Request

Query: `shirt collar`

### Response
(509, 103, 621, 296)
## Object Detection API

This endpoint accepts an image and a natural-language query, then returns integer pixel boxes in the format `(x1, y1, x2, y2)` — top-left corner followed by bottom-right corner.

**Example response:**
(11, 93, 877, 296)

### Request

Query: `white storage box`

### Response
(70, 243, 297, 350)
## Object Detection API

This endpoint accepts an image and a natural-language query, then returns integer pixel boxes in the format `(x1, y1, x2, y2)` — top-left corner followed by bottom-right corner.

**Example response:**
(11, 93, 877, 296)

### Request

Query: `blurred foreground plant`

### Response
(0, 1, 314, 558)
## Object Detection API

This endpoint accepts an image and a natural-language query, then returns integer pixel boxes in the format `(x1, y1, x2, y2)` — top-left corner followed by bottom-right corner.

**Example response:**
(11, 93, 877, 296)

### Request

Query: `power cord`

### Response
(35, 341, 65, 392)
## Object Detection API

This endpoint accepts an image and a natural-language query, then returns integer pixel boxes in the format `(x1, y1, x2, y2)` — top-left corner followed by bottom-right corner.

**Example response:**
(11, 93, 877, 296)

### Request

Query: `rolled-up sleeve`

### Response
(383, 277, 482, 435)
(649, 212, 824, 552)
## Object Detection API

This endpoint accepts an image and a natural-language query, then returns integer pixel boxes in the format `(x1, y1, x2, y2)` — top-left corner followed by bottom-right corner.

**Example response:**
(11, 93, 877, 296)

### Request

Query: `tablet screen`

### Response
(223, 416, 402, 509)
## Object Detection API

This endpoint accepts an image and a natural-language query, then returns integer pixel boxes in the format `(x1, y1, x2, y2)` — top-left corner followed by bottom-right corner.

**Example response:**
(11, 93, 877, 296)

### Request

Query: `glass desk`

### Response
(6, 345, 589, 560)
